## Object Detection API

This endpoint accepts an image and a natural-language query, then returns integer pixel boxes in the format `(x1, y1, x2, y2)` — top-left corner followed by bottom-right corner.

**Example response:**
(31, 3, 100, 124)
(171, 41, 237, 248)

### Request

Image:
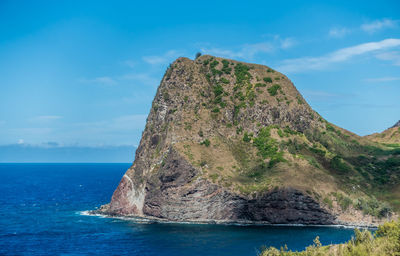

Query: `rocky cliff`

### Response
(97, 55, 399, 226)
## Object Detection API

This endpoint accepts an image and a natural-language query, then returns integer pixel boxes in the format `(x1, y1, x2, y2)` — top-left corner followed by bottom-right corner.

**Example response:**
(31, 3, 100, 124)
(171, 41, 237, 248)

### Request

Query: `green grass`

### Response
(263, 77, 272, 83)
(210, 60, 219, 69)
(296, 96, 304, 105)
(333, 192, 353, 211)
(162, 90, 170, 101)
(253, 127, 285, 167)
(323, 197, 333, 209)
(209, 173, 219, 182)
(220, 77, 230, 84)
(355, 197, 392, 218)
(243, 132, 252, 142)
(211, 107, 220, 113)
(255, 83, 267, 88)
(200, 139, 211, 147)
(267, 84, 281, 96)
(234, 63, 252, 86)
(221, 59, 232, 74)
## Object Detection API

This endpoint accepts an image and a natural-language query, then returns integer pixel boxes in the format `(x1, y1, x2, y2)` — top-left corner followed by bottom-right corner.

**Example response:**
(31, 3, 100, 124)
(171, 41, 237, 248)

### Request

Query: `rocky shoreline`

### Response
(86, 207, 379, 229)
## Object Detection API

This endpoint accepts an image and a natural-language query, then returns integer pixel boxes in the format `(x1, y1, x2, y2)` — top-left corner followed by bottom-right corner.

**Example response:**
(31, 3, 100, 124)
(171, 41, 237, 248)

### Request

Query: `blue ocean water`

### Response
(0, 163, 357, 256)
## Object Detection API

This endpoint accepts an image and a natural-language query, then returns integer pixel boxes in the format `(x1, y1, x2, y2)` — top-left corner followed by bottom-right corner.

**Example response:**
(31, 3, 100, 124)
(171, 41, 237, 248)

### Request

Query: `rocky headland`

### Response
(94, 55, 400, 227)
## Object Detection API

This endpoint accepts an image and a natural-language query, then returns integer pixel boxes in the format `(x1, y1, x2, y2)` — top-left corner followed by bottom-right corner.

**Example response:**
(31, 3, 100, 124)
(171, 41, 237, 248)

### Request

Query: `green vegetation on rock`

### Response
(110, 55, 400, 227)
(268, 84, 281, 96)
(260, 220, 400, 256)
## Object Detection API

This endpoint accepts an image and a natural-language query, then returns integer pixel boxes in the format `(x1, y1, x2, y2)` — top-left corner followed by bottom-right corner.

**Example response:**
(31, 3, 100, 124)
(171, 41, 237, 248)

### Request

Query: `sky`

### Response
(0, 0, 399, 162)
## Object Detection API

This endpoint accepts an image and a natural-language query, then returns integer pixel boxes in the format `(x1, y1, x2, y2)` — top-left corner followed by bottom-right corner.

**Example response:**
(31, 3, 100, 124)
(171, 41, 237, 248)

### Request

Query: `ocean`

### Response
(0, 163, 357, 255)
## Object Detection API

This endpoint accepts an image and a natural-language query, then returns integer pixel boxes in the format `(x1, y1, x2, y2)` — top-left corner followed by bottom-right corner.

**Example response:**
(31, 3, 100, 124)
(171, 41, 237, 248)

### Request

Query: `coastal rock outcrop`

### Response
(98, 55, 399, 226)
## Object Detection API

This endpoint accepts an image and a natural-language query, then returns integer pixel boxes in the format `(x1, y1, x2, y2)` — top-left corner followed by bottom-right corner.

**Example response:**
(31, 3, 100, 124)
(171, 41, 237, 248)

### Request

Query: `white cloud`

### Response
(361, 18, 397, 33)
(280, 38, 296, 49)
(364, 76, 400, 82)
(278, 38, 400, 73)
(142, 50, 183, 65)
(303, 90, 353, 98)
(33, 115, 62, 121)
(328, 27, 351, 38)
(119, 73, 159, 86)
(201, 37, 295, 60)
(122, 60, 136, 68)
(302, 90, 355, 103)
(375, 51, 400, 66)
(202, 42, 273, 59)
(17, 139, 24, 144)
(79, 76, 117, 85)
(200, 47, 238, 59)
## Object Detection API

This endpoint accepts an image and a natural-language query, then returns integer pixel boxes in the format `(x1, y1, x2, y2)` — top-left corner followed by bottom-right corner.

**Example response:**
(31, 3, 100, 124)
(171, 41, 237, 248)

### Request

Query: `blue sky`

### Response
(0, 0, 399, 159)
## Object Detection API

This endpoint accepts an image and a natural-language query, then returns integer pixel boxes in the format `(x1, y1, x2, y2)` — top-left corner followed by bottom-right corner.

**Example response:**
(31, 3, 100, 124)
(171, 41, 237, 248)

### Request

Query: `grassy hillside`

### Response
(109, 55, 400, 224)
(259, 220, 400, 255)
(158, 55, 400, 222)
(366, 126, 400, 145)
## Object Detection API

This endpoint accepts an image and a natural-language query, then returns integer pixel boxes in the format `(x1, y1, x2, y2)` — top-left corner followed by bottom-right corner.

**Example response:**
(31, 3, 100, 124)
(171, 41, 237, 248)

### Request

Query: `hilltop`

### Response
(96, 55, 400, 226)
(366, 121, 400, 145)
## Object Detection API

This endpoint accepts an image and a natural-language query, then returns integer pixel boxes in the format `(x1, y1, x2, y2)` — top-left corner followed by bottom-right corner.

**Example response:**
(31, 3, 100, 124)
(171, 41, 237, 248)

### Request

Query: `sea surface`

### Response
(0, 163, 357, 255)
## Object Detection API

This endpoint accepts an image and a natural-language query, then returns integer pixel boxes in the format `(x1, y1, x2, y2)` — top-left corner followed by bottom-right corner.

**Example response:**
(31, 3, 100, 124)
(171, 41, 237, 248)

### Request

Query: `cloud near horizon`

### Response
(364, 76, 400, 82)
(200, 36, 295, 60)
(277, 38, 400, 73)
(329, 27, 351, 38)
(142, 50, 184, 65)
(33, 115, 63, 121)
(361, 18, 398, 34)
(79, 76, 117, 85)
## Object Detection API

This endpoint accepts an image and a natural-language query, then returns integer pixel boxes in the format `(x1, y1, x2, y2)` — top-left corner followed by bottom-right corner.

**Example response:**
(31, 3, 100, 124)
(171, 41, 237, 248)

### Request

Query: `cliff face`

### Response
(99, 55, 399, 225)
(110, 147, 333, 224)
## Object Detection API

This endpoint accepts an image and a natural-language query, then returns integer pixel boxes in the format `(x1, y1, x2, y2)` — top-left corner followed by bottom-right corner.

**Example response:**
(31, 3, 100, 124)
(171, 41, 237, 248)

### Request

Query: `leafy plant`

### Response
(243, 132, 251, 142)
(211, 107, 220, 113)
(267, 84, 281, 96)
(220, 77, 230, 84)
(200, 139, 211, 147)
(253, 127, 285, 167)
(260, 220, 400, 255)
(221, 59, 232, 74)
(234, 63, 252, 86)
(331, 156, 351, 173)
(263, 77, 272, 83)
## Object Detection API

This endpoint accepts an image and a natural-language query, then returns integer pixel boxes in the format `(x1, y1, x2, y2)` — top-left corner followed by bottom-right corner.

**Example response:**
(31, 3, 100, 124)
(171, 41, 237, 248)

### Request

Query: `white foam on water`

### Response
(77, 210, 376, 229)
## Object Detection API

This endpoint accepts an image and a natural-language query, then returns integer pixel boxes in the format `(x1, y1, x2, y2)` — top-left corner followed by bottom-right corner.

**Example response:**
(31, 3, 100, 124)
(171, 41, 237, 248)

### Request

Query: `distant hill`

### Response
(97, 55, 400, 226)
(365, 121, 400, 145)
(392, 121, 400, 128)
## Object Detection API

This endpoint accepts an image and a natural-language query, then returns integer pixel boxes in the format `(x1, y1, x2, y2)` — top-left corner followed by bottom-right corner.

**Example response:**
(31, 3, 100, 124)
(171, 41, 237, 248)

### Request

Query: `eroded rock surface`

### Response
(98, 55, 397, 226)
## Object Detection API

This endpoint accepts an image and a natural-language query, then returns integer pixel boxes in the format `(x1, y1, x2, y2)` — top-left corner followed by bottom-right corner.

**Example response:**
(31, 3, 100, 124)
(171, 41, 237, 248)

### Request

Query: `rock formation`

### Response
(97, 55, 399, 226)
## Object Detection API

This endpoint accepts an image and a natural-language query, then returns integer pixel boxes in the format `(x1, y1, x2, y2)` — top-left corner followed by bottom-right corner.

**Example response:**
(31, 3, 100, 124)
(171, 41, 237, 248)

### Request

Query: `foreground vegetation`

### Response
(260, 220, 400, 256)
